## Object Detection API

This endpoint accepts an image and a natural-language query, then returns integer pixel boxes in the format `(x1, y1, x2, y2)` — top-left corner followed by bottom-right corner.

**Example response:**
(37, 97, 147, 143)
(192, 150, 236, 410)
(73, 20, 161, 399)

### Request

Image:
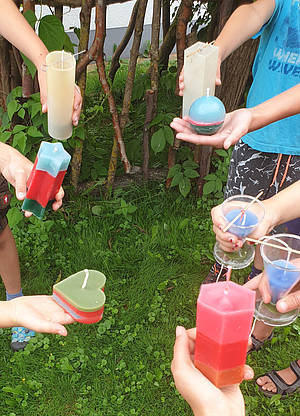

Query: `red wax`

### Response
(194, 281, 255, 387)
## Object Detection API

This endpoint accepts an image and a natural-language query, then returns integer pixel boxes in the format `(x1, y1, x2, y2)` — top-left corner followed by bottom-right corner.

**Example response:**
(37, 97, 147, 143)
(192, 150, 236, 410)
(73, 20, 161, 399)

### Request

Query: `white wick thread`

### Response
(81, 269, 89, 289)
(206, 88, 210, 97)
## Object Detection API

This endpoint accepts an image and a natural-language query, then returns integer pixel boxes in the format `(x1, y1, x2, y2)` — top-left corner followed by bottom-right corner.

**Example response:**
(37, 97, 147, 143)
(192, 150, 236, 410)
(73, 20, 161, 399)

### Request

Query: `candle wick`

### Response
(206, 88, 210, 97)
(82, 269, 89, 289)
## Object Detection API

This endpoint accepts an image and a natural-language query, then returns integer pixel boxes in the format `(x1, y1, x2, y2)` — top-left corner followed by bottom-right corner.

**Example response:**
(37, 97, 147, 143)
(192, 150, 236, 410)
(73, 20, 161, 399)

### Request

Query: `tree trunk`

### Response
(119, 0, 148, 131)
(175, 0, 193, 95)
(142, 89, 154, 180)
(22, 0, 35, 98)
(108, 0, 141, 83)
(0, 37, 11, 110)
(162, 0, 170, 39)
(95, 0, 131, 195)
(71, 0, 93, 190)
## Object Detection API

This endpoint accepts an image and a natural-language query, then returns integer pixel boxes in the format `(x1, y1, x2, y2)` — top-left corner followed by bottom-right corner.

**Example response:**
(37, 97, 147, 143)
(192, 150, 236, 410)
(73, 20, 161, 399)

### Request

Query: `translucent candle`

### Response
(46, 50, 75, 140)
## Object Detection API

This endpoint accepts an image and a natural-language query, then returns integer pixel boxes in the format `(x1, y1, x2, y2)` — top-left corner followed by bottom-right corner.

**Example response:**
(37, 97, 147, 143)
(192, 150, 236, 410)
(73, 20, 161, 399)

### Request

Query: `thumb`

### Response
(14, 169, 27, 200)
(172, 326, 192, 370)
(277, 290, 300, 313)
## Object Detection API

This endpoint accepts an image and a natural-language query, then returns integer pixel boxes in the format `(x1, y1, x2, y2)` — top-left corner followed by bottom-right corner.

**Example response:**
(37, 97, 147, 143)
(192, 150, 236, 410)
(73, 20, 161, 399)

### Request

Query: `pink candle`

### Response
(194, 281, 255, 387)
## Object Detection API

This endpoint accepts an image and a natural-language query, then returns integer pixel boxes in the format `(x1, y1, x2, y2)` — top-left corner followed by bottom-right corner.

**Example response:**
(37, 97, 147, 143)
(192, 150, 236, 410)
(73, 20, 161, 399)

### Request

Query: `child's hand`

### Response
(10, 295, 75, 336)
(171, 327, 252, 416)
(211, 204, 243, 252)
(178, 67, 184, 96)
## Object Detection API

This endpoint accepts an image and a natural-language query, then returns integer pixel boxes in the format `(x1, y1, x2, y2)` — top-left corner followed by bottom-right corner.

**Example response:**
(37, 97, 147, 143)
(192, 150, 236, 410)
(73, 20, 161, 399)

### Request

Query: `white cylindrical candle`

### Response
(46, 50, 76, 140)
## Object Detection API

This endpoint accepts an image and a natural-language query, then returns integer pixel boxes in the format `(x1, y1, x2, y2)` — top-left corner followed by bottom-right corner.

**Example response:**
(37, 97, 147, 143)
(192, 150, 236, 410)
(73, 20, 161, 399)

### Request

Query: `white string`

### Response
(216, 263, 224, 283)
(81, 269, 89, 289)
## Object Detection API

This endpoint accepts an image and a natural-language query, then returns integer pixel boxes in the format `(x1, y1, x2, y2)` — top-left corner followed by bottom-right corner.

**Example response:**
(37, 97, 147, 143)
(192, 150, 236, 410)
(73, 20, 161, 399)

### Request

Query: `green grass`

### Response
(0, 184, 299, 415)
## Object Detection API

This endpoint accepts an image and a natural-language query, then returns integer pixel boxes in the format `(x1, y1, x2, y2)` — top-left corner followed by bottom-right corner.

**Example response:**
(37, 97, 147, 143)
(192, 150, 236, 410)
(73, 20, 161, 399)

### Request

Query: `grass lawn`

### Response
(0, 184, 299, 416)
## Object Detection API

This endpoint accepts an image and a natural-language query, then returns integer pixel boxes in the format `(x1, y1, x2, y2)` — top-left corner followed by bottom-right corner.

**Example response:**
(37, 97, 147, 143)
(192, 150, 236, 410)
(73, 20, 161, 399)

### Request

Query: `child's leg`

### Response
(0, 175, 35, 351)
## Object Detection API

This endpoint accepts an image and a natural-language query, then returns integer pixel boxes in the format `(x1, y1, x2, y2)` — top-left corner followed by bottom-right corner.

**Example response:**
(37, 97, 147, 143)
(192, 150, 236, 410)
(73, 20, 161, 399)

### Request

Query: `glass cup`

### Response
(46, 50, 76, 140)
(213, 195, 265, 269)
(254, 234, 300, 326)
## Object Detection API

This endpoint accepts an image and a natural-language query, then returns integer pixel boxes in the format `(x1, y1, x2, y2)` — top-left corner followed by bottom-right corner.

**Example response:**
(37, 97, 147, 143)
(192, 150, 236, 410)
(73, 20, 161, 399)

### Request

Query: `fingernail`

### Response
(75, 105, 79, 110)
(176, 326, 185, 337)
(73, 119, 78, 126)
(235, 243, 239, 248)
(219, 225, 223, 231)
(17, 192, 25, 199)
(42, 104, 46, 112)
(229, 238, 233, 243)
(58, 330, 65, 336)
(244, 369, 253, 379)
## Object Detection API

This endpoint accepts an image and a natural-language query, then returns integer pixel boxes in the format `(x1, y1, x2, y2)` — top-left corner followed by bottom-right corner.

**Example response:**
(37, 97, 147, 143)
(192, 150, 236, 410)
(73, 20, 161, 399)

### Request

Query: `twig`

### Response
(245, 237, 300, 256)
(222, 191, 264, 233)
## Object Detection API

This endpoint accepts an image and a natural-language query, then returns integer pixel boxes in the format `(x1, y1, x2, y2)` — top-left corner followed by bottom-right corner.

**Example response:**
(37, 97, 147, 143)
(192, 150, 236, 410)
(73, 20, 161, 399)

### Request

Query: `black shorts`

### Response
(225, 140, 300, 235)
(0, 174, 12, 232)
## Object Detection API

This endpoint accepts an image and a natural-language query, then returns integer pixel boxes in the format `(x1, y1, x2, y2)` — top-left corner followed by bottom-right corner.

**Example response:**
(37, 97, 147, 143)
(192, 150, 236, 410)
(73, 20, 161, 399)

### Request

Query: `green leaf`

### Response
(151, 128, 166, 153)
(7, 100, 20, 121)
(204, 173, 217, 181)
(162, 126, 174, 146)
(215, 149, 228, 158)
(0, 131, 11, 143)
(18, 108, 25, 119)
(12, 125, 26, 133)
(23, 10, 37, 29)
(92, 206, 102, 216)
(184, 168, 199, 179)
(74, 28, 81, 42)
(215, 178, 223, 192)
(149, 113, 165, 128)
(11, 87, 23, 99)
(167, 164, 181, 179)
(170, 172, 183, 187)
(21, 54, 36, 78)
(28, 102, 42, 119)
(182, 160, 198, 169)
(13, 131, 27, 153)
(203, 180, 216, 195)
(63, 33, 75, 53)
(28, 126, 43, 138)
(179, 177, 191, 197)
(39, 15, 65, 51)
(7, 207, 24, 228)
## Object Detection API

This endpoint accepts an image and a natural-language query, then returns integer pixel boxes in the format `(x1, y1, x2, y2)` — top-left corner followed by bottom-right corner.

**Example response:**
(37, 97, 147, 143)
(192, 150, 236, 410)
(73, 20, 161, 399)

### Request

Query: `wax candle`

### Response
(46, 50, 76, 140)
(187, 95, 225, 135)
(22, 141, 71, 219)
(53, 269, 106, 324)
(265, 259, 300, 303)
(194, 281, 255, 387)
(183, 41, 219, 117)
(225, 209, 258, 238)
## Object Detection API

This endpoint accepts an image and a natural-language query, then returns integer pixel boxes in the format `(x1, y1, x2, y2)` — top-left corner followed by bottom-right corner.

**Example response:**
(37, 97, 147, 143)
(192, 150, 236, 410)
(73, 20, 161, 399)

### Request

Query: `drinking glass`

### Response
(254, 234, 300, 326)
(214, 195, 265, 269)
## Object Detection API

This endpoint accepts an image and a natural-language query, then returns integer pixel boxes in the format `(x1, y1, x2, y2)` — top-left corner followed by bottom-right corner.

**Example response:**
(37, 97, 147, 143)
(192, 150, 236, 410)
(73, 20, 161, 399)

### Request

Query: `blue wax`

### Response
(225, 209, 258, 238)
(36, 142, 71, 177)
(266, 259, 300, 303)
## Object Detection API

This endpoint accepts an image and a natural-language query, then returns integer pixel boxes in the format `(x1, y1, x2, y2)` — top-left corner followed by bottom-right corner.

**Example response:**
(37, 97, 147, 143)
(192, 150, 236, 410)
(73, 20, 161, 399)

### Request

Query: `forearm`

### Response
(215, 0, 275, 62)
(0, 0, 48, 69)
(248, 84, 300, 132)
(0, 301, 15, 328)
(0, 143, 12, 172)
(263, 181, 300, 226)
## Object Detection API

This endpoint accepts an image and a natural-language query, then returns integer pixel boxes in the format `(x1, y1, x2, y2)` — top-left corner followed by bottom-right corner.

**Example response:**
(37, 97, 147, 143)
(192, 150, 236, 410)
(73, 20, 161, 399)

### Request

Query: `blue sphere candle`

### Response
(188, 95, 225, 135)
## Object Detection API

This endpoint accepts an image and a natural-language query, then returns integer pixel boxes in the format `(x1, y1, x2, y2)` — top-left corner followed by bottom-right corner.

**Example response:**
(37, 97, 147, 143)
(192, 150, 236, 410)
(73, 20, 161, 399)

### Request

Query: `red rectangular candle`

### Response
(194, 281, 255, 387)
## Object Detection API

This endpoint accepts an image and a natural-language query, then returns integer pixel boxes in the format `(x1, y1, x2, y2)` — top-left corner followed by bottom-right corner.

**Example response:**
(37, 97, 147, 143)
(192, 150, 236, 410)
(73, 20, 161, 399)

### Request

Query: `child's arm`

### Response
(0, 296, 75, 335)
(0, 0, 82, 124)
(215, 0, 276, 64)
(0, 0, 48, 74)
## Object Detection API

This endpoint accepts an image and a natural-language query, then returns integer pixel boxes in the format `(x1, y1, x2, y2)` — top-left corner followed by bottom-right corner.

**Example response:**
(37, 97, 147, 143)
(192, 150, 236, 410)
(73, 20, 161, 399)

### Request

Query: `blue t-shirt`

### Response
(243, 0, 300, 155)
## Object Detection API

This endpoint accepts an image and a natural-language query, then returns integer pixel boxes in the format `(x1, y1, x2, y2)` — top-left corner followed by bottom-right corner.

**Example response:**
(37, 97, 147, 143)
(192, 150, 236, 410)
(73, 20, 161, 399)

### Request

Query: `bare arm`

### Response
(215, 0, 276, 62)
(0, 0, 48, 70)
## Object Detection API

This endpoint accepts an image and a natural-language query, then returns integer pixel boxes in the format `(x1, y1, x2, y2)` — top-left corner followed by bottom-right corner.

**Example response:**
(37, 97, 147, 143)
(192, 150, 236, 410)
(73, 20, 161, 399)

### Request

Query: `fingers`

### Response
(52, 186, 64, 211)
(211, 206, 242, 251)
(277, 290, 300, 313)
(172, 326, 193, 371)
(243, 364, 254, 380)
(14, 169, 28, 200)
(72, 85, 82, 126)
(37, 321, 68, 336)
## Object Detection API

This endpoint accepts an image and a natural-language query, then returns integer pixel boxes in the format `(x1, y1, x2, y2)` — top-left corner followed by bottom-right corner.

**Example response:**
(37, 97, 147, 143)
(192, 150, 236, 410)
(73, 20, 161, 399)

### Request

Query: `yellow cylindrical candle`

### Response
(46, 50, 76, 140)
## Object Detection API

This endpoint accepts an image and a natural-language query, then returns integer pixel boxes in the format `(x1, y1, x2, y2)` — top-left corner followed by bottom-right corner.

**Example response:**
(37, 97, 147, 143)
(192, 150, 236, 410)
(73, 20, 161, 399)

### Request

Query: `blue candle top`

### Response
(36, 142, 71, 177)
(225, 209, 258, 238)
(266, 259, 300, 303)
(189, 96, 225, 125)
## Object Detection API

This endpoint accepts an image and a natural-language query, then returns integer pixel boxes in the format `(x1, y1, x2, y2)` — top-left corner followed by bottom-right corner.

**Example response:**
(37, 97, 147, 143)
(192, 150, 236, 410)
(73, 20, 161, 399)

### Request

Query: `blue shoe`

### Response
(11, 327, 35, 352)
